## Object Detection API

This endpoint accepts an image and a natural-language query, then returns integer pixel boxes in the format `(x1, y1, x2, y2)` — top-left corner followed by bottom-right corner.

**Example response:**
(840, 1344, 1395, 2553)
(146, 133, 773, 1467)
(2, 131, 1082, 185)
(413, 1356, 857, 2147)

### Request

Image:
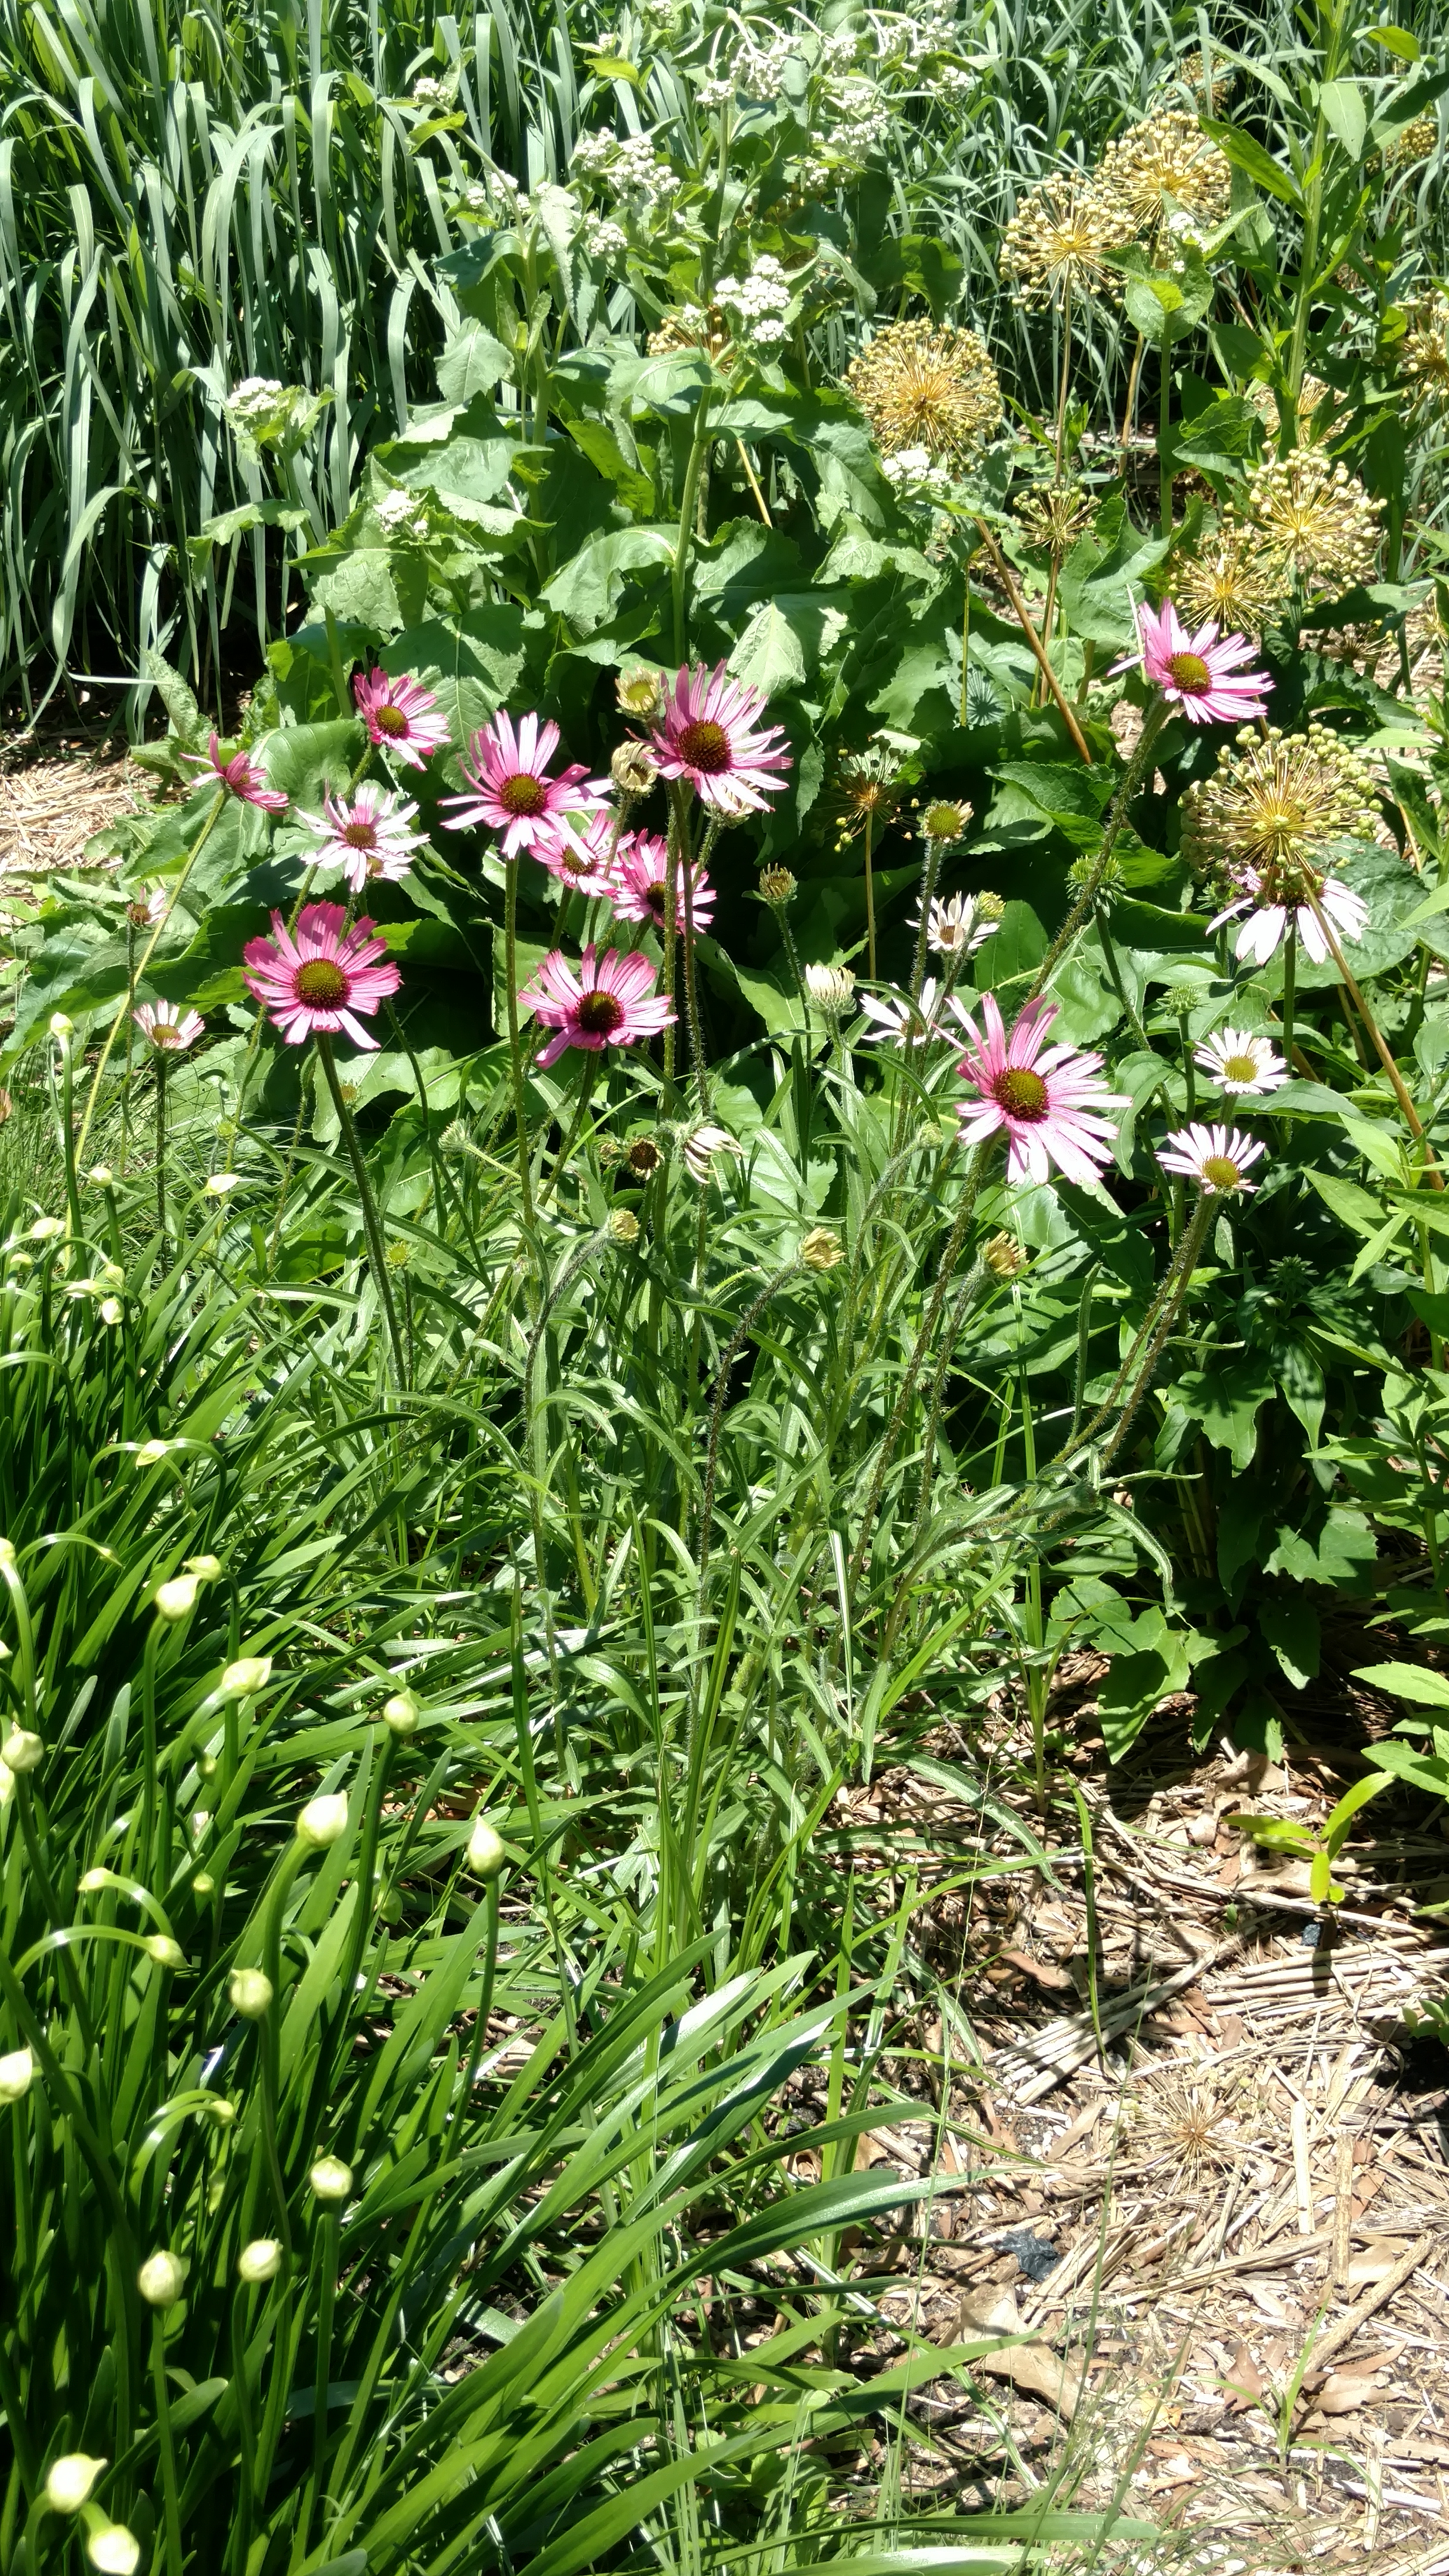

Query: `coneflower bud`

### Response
(136, 2249, 187, 2309)
(220, 1656, 271, 1697)
(982, 1231, 1025, 1280)
(308, 2155, 353, 2203)
(976, 890, 1005, 922)
(465, 1814, 506, 1879)
(608, 1208, 641, 1244)
(296, 1793, 349, 1849)
(921, 798, 973, 848)
(799, 1227, 845, 1273)
(237, 2237, 282, 2283)
(43, 2455, 107, 2513)
(154, 1573, 199, 1621)
(86, 2524, 140, 2575)
(382, 1691, 419, 1734)
(228, 1967, 273, 2019)
(611, 740, 658, 801)
(757, 866, 797, 909)
(2, 1728, 42, 1773)
(616, 667, 665, 720)
(0, 2045, 35, 2101)
(803, 963, 855, 1023)
(625, 1136, 662, 1177)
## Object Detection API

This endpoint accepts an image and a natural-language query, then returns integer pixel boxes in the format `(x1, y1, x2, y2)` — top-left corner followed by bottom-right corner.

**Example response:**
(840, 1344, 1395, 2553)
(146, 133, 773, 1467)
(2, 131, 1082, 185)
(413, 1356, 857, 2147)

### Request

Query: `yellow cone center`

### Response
(499, 773, 547, 816)
(1221, 1054, 1258, 1085)
(1167, 651, 1212, 691)
(296, 960, 348, 1006)
(1202, 1155, 1241, 1191)
(996, 1068, 1048, 1120)
(374, 704, 407, 736)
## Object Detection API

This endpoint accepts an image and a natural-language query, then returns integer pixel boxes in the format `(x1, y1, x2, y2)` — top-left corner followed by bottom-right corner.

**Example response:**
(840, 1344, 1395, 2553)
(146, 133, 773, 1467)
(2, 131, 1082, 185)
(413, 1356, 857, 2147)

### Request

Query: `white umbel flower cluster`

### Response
(715, 254, 792, 348)
(881, 446, 957, 506)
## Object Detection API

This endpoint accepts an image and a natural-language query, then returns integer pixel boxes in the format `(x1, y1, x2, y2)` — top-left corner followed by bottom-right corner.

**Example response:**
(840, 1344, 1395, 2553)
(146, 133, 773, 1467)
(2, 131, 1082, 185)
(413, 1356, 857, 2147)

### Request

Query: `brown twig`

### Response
(973, 519, 1094, 765)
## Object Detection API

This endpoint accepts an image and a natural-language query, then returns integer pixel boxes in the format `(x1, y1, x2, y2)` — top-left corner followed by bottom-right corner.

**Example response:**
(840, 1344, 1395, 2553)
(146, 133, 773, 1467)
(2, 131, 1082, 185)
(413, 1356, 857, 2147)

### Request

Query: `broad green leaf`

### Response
(1317, 78, 1368, 160)
(1259, 1596, 1319, 1690)
(1353, 1660, 1449, 1707)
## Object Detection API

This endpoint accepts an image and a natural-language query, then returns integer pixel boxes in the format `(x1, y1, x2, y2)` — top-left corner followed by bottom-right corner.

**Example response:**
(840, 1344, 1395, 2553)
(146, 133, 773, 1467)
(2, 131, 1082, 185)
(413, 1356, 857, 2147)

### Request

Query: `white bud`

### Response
(136, 2249, 187, 2308)
(237, 2237, 282, 2283)
(144, 1935, 186, 1970)
(465, 1814, 506, 1879)
(202, 2095, 235, 2126)
(98, 1299, 123, 1327)
(154, 1574, 199, 1620)
(186, 1554, 222, 1581)
(192, 1872, 215, 1896)
(382, 1691, 419, 1734)
(308, 2155, 353, 2203)
(228, 1967, 273, 2019)
(1, 1728, 42, 1774)
(87, 2525, 140, 2576)
(204, 1173, 243, 1197)
(44, 2454, 107, 2513)
(134, 1439, 171, 1466)
(79, 1868, 112, 1891)
(88, 1166, 114, 1188)
(296, 1793, 349, 1849)
(0, 2046, 35, 2102)
(0, 1760, 13, 1808)
(220, 1656, 271, 1697)
(49, 1013, 74, 1040)
(29, 1216, 65, 1241)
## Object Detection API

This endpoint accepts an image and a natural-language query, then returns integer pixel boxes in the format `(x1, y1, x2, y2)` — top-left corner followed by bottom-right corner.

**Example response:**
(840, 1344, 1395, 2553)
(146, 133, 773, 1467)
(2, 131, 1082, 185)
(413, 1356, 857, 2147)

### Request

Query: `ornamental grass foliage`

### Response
(10, 0, 1449, 2567)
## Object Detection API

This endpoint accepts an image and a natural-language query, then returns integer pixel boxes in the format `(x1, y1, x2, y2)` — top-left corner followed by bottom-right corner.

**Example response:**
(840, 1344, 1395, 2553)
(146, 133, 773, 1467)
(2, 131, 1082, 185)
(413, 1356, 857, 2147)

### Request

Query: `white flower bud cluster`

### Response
(881, 446, 957, 506)
(410, 74, 454, 110)
(581, 212, 628, 262)
(375, 486, 429, 539)
(715, 255, 792, 349)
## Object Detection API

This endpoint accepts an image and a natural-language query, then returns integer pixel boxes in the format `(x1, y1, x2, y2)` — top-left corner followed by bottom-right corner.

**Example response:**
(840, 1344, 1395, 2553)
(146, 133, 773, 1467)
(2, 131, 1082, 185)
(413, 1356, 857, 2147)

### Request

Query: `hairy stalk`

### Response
(538, 1055, 599, 1208)
(1306, 891, 1443, 1184)
(314, 1035, 408, 1384)
(75, 784, 225, 1166)
(671, 784, 711, 1113)
(1030, 699, 1168, 998)
(672, 383, 714, 666)
(697, 1261, 800, 1587)
(501, 852, 537, 1231)
(1100, 1193, 1213, 1475)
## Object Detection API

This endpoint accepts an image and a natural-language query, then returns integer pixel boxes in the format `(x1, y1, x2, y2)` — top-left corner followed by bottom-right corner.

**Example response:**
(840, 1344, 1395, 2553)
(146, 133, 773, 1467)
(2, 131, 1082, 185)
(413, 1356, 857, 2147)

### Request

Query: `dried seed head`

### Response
(625, 1136, 663, 1177)
(1013, 482, 1095, 554)
(1182, 722, 1379, 908)
(832, 742, 904, 844)
(799, 1227, 845, 1273)
(1173, 522, 1283, 637)
(846, 321, 1003, 463)
(1386, 110, 1438, 170)
(1095, 108, 1232, 252)
(1241, 450, 1383, 599)
(1399, 290, 1449, 416)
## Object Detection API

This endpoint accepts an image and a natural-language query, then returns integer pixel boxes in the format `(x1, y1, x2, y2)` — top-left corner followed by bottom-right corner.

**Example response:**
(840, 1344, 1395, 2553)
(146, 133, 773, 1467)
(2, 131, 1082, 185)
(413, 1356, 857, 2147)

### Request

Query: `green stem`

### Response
(502, 854, 537, 1228)
(671, 785, 710, 1113)
(864, 809, 877, 984)
(1280, 917, 1297, 1075)
(75, 785, 226, 1167)
(1159, 319, 1173, 543)
(55, 1023, 82, 1239)
(1030, 699, 1169, 1000)
(538, 1054, 599, 1208)
(152, 2314, 184, 2576)
(155, 1056, 167, 1237)
(672, 385, 714, 667)
(314, 1035, 408, 1383)
(1100, 1195, 1213, 1475)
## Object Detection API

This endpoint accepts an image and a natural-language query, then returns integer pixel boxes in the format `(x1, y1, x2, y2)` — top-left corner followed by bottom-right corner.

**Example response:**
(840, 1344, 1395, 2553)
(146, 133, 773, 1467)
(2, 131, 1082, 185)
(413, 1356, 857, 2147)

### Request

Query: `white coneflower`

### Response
(804, 963, 856, 1021)
(916, 891, 999, 960)
(856, 980, 946, 1045)
(1193, 1029, 1288, 1097)
(1157, 1123, 1266, 1196)
(682, 1123, 744, 1184)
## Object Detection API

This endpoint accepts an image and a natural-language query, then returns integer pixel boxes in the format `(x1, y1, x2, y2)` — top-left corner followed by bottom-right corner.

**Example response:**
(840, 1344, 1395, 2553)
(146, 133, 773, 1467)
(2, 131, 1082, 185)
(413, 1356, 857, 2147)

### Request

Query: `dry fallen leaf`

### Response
(958, 2286, 1084, 2418)
(1221, 2341, 1267, 2411)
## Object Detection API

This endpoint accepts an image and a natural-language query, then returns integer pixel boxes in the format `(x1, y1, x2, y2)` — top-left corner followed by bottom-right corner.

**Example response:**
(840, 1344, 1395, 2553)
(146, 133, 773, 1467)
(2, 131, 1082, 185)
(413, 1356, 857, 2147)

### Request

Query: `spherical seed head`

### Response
(221, 1656, 272, 1697)
(609, 1208, 641, 1244)
(1399, 290, 1449, 416)
(1386, 109, 1438, 169)
(1182, 724, 1379, 908)
(44, 2455, 107, 2513)
(1174, 521, 1283, 638)
(144, 1936, 186, 1970)
(87, 2525, 140, 2576)
(616, 668, 666, 721)
(238, 2237, 283, 2283)
(1000, 172, 1120, 307)
(382, 1690, 419, 1734)
(466, 1814, 506, 1879)
(309, 2154, 354, 2203)
(625, 1136, 663, 1176)
(1013, 481, 1095, 554)
(1242, 450, 1383, 600)
(296, 1792, 349, 1849)
(1095, 108, 1232, 252)
(137, 2249, 187, 2308)
(846, 322, 1003, 465)
(757, 866, 797, 908)
(0, 2045, 35, 2101)
(611, 741, 658, 800)
(832, 743, 904, 841)
(155, 1573, 199, 1622)
(1163, 985, 1206, 1017)
(2, 1727, 42, 1774)
(982, 1231, 1025, 1279)
(228, 1967, 274, 2019)
(799, 1227, 844, 1273)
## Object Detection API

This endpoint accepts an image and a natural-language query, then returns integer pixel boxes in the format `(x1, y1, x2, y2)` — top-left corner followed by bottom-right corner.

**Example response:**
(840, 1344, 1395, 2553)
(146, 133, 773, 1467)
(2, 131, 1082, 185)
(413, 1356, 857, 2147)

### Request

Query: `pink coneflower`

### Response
(953, 993, 1126, 1185)
(183, 734, 289, 811)
(648, 662, 792, 816)
(439, 711, 607, 857)
(353, 669, 450, 769)
(1158, 1122, 1266, 1196)
(242, 902, 401, 1051)
(609, 832, 717, 935)
(295, 784, 427, 893)
(535, 805, 622, 901)
(1194, 1028, 1288, 1096)
(518, 944, 675, 1068)
(1209, 870, 1368, 966)
(134, 1002, 204, 1053)
(1113, 600, 1272, 725)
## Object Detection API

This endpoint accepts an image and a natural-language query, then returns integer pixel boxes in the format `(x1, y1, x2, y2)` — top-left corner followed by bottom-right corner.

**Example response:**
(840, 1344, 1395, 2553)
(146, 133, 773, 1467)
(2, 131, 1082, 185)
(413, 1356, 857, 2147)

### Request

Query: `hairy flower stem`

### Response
(1158, 314, 1174, 543)
(1060, 1199, 1206, 1467)
(1030, 699, 1169, 1000)
(1094, 905, 1152, 1051)
(910, 839, 944, 1000)
(523, 1229, 609, 1683)
(672, 384, 714, 666)
(864, 808, 877, 983)
(848, 1138, 996, 1589)
(314, 1035, 408, 1384)
(75, 784, 225, 1167)
(502, 852, 537, 1231)
(154, 1057, 168, 1235)
(697, 1261, 800, 1588)
(973, 518, 1093, 765)
(538, 1055, 599, 1208)
(1306, 891, 1444, 1186)
(1100, 1194, 1213, 1475)
(671, 783, 711, 1113)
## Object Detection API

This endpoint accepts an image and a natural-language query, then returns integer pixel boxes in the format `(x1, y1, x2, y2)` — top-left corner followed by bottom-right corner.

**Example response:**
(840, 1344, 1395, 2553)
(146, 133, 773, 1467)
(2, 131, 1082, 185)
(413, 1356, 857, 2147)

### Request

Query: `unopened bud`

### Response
(154, 1574, 198, 1621)
(143, 1935, 186, 1970)
(611, 739, 658, 800)
(0, 2046, 35, 2102)
(237, 2237, 282, 2283)
(49, 1012, 74, 1040)
(982, 1230, 1025, 1280)
(616, 666, 665, 720)
(757, 866, 797, 909)
(0, 1761, 14, 1808)
(99, 1299, 123, 1326)
(799, 1227, 844, 1273)
(135, 1439, 171, 1466)
(465, 1813, 506, 1879)
(228, 1967, 273, 2019)
(202, 2094, 235, 2125)
(137, 2249, 187, 2309)
(88, 1165, 114, 1188)
(44, 2455, 107, 2513)
(192, 1872, 215, 1896)
(220, 1656, 271, 1698)
(382, 1691, 419, 1734)
(608, 1208, 640, 1244)
(204, 1172, 242, 1198)
(296, 1793, 349, 1849)
(308, 2154, 353, 2203)
(29, 1216, 65, 1242)
(185, 1554, 222, 1581)
(87, 2527, 140, 2576)
(976, 890, 1005, 922)
(2, 1728, 42, 1773)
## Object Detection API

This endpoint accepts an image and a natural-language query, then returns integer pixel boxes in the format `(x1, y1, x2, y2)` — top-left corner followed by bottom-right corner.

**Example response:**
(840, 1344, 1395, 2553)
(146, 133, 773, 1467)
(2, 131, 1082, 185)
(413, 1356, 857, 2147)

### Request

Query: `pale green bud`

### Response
(465, 1814, 506, 1879)
(49, 1013, 74, 1040)
(0, 2046, 35, 2102)
(87, 2525, 140, 2575)
(382, 1691, 419, 1734)
(237, 2237, 282, 2283)
(2, 1727, 42, 1774)
(185, 1554, 222, 1581)
(308, 2155, 353, 2203)
(29, 1216, 65, 1241)
(44, 2455, 107, 2513)
(136, 2249, 187, 2308)
(144, 1935, 186, 1970)
(98, 1299, 123, 1327)
(296, 1793, 349, 1849)
(228, 1967, 273, 2019)
(204, 1173, 243, 1198)
(154, 1573, 199, 1620)
(221, 1656, 271, 1697)
(88, 1166, 114, 1188)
